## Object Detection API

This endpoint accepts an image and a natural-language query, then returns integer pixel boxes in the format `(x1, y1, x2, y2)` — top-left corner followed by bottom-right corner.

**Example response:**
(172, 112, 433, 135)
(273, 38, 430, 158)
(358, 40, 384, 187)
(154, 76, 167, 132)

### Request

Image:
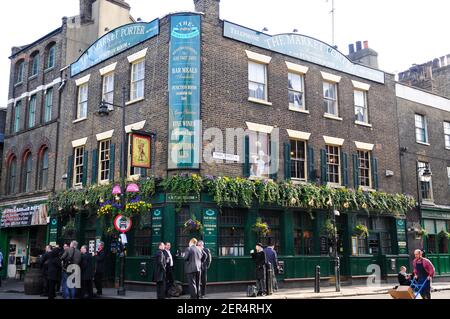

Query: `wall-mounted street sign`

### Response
(213, 152, 240, 162)
(223, 20, 385, 84)
(71, 19, 159, 77)
(131, 133, 151, 169)
(114, 215, 132, 233)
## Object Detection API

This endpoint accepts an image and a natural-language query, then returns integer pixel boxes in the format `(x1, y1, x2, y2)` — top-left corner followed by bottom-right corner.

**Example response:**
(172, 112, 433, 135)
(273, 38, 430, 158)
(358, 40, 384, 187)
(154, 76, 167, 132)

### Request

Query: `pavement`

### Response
(1, 279, 450, 299)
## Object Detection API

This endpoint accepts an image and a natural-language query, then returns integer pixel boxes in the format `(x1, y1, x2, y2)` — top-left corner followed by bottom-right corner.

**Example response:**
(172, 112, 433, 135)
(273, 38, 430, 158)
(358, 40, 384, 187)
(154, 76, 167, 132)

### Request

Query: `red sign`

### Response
(113, 215, 132, 233)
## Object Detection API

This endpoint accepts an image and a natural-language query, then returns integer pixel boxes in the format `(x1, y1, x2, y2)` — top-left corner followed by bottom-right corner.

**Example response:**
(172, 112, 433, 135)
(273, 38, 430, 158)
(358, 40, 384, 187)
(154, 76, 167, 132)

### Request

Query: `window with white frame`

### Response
(98, 139, 111, 183)
(44, 88, 53, 123)
(323, 81, 338, 116)
(248, 61, 267, 101)
(444, 122, 450, 149)
(102, 73, 114, 106)
(354, 90, 368, 123)
(249, 132, 270, 179)
(290, 139, 306, 180)
(326, 145, 340, 184)
(28, 95, 36, 129)
(130, 59, 145, 101)
(418, 161, 432, 201)
(73, 146, 85, 187)
(288, 72, 305, 110)
(357, 150, 371, 187)
(77, 83, 88, 119)
(415, 114, 428, 143)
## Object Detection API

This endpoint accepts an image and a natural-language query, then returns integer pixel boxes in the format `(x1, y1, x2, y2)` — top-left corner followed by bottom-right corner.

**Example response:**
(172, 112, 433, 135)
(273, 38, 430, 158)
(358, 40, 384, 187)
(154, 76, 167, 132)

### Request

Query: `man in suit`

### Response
(39, 245, 52, 296)
(94, 241, 106, 297)
(251, 243, 267, 296)
(263, 242, 279, 292)
(164, 242, 174, 297)
(80, 245, 94, 299)
(184, 238, 203, 299)
(197, 240, 212, 298)
(47, 247, 62, 300)
(154, 242, 167, 299)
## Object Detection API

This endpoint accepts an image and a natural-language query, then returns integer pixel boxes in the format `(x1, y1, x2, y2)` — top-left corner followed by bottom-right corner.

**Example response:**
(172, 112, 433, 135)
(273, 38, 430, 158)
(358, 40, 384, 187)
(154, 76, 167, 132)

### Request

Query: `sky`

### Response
(1, 0, 450, 107)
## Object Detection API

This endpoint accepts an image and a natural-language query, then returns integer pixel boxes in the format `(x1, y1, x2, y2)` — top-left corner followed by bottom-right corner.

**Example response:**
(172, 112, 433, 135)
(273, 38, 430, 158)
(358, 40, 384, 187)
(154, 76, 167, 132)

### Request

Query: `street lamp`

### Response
(96, 86, 127, 296)
(331, 208, 341, 292)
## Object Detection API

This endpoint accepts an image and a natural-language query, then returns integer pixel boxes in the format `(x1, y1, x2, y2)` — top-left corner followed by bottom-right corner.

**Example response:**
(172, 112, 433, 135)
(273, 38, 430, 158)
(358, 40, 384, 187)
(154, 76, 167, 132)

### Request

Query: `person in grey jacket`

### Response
(60, 240, 81, 299)
(198, 240, 212, 298)
(184, 238, 203, 299)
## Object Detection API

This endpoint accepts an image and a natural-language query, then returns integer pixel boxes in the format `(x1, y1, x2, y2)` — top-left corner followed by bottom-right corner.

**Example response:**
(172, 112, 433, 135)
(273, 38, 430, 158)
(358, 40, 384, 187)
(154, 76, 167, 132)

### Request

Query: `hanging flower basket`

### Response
(124, 196, 152, 217)
(354, 224, 369, 238)
(183, 215, 204, 234)
(62, 218, 76, 238)
(252, 217, 271, 237)
(439, 230, 450, 240)
(413, 225, 428, 239)
(322, 219, 336, 239)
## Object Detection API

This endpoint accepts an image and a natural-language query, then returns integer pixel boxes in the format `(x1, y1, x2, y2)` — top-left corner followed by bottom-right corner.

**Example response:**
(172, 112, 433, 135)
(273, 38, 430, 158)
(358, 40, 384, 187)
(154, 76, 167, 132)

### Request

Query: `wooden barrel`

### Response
(24, 267, 43, 295)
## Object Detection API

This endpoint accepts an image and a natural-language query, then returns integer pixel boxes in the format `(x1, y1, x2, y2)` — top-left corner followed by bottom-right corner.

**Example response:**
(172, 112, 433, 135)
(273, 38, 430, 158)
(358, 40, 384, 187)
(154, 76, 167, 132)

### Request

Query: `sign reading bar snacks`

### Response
(71, 19, 159, 77)
(0, 203, 48, 228)
(223, 20, 385, 84)
(168, 15, 202, 169)
(131, 133, 151, 169)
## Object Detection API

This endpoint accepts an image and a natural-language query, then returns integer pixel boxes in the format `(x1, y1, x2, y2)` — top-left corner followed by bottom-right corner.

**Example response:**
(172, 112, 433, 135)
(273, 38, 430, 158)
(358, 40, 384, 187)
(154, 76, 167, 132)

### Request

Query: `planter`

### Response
(24, 268, 43, 295)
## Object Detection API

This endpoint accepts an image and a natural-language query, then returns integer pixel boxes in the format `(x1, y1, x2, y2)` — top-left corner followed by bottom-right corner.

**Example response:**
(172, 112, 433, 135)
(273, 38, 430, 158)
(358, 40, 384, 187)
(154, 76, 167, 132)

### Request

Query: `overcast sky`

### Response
(2, 0, 450, 107)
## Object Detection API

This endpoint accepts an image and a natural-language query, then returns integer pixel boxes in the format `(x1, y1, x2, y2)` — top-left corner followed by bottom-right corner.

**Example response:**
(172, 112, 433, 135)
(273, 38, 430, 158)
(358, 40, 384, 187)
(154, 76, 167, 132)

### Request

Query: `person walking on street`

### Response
(94, 241, 106, 297)
(263, 243, 279, 292)
(39, 245, 52, 296)
(0, 248, 4, 287)
(398, 266, 411, 286)
(164, 242, 174, 297)
(61, 240, 81, 299)
(154, 242, 167, 299)
(184, 238, 203, 299)
(413, 249, 435, 299)
(251, 243, 267, 296)
(80, 245, 94, 299)
(198, 240, 212, 298)
(47, 247, 62, 300)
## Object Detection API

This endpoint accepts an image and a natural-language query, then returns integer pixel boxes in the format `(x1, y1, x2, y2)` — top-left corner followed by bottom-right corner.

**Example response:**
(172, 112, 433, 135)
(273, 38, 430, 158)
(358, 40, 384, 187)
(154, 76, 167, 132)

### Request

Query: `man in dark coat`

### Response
(164, 242, 174, 297)
(94, 241, 106, 296)
(184, 238, 203, 299)
(251, 243, 267, 296)
(263, 243, 279, 291)
(47, 247, 62, 299)
(39, 245, 52, 296)
(80, 245, 94, 299)
(154, 242, 167, 299)
(198, 240, 212, 298)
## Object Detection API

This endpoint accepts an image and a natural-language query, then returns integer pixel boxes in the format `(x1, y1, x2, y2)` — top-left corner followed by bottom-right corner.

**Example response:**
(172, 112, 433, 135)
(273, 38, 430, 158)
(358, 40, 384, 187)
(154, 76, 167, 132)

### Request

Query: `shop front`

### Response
(0, 200, 49, 279)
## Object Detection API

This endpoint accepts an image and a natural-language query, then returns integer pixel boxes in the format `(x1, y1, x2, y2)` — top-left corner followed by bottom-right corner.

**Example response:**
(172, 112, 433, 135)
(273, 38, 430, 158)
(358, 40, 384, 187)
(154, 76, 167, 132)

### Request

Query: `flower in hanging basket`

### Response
(183, 216, 204, 234)
(97, 201, 113, 217)
(354, 224, 369, 238)
(413, 225, 428, 238)
(343, 202, 350, 209)
(252, 218, 271, 237)
(438, 230, 450, 240)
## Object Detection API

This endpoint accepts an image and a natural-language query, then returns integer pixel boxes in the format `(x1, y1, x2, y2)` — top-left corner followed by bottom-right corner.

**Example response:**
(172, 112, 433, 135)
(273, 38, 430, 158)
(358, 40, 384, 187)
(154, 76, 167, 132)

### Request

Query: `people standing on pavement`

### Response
(61, 240, 81, 299)
(154, 242, 167, 299)
(263, 242, 279, 292)
(413, 249, 435, 299)
(94, 241, 106, 297)
(80, 245, 94, 299)
(398, 266, 411, 286)
(197, 240, 212, 298)
(59, 243, 69, 296)
(164, 242, 174, 297)
(184, 238, 203, 299)
(251, 243, 267, 296)
(0, 248, 3, 287)
(47, 247, 62, 300)
(39, 245, 52, 296)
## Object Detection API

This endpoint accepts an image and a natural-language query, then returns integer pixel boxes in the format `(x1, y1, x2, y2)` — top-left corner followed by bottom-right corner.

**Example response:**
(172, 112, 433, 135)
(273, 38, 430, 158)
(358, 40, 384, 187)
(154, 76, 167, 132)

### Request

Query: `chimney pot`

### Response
(356, 41, 362, 51)
(363, 40, 369, 49)
(348, 44, 355, 54)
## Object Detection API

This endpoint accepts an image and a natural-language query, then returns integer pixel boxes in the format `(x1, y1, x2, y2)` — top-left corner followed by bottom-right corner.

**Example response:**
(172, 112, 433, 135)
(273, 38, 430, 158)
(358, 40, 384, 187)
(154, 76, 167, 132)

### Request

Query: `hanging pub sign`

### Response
(168, 14, 202, 169)
(0, 203, 48, 228)
(131, 133, 152, 169)
(71, 19, 160, 77)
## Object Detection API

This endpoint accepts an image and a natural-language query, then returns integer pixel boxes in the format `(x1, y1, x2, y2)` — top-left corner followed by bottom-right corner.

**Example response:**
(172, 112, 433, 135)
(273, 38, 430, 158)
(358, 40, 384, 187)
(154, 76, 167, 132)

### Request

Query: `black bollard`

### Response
(314, 265, 320, 293)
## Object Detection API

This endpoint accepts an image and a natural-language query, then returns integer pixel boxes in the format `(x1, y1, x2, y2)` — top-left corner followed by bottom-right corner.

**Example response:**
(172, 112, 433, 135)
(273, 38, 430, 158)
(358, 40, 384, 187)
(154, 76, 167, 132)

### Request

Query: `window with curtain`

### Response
(323, 81, 338, 116)
(28, 95, 36, 129)
(248, 61, 267, 101)
(288, 72, 305, 110)
(73, 146, 85, 187)
(326, 145, 340, 185)
(77, 83, 88, 119)
(290, 139, 306, 181)
(257, 211, 281, 253)
(218, 209, 245, 257)
(354, 90, 368, 123)
(38, 147, 49, 190)
(293, 212, 314, 255)
(7, 156, 17, 194)
(102, 73, 114, 105)
(98, 139, 111, 183)
(357, 150, 371, 187)
(44, 88, 53, 123)
(130, 59, 145, 101)
(415, 114, 428, 143)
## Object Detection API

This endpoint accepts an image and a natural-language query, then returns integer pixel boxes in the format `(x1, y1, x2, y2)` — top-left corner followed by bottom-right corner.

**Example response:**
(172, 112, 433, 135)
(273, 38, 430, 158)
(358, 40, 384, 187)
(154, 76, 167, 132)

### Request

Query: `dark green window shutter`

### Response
(91, 149, 98, 185)
(141, 167, 147, 178)
(269, 138, 278, 181)
(352, 154, 360, 189)
(82, 151, 89, 187)
(284, 142, 291, 180)
(109, 144, 115, 182)
(307, 145, 315, 183)
(66, 155, 73, 190)
(341, 152, 349, 187)
(372, 156, 379, 190)
(243, 135, 250, 178)
(320, 149, 328, 185)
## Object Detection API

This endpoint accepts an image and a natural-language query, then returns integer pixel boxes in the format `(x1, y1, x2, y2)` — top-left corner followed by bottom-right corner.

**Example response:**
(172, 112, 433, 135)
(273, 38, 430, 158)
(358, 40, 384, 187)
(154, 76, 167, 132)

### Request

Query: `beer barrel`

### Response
(24, 267, 43, 295)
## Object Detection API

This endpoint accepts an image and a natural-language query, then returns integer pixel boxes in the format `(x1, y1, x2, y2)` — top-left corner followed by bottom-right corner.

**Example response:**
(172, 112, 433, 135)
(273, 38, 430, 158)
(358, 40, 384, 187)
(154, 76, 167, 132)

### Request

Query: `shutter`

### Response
(66, 155, 73, 190)
(341, 152, 349, 187)
(352, 154, 360, 189)
(141, 167, 147, 178)
(372, 156, 379, 190)
(243, 135, 250, 178)
(269, 138, 278, 181)
(308, 145, 315, 183)
(91, 149, 98, 185)
(320, 149, 327, 185)
(284, 142, 291, 181)
(82, 151, 89, 187)
(109, 144, 115, 182)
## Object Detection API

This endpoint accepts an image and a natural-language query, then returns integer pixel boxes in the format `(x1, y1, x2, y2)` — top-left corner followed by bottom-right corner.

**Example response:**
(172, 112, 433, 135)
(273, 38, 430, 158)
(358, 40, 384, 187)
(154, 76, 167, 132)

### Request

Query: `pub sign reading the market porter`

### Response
(168, 14, 202, 169)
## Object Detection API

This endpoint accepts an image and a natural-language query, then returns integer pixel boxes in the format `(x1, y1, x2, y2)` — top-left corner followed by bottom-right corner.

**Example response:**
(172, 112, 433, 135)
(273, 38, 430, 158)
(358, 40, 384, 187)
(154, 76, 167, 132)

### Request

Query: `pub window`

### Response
(98, 139, 111, 183)
(326, 145, 341, 185)
(290, 139, 307, 181)
(249, 132, 270, 179)
(176, 207, 192, 256)
(288, 72, 305, 110)
(356, 216, 368, 255)
(323, 81, 338, 116)
(436, 220, 448, 254)
(293, 212, 314, 255)
(28, 95, 36, 129)
(7, 155, 17, 195)
(415, 114, 428, 144)
(76, 83, 88, 120)
(38, 147, 49, 190)
(83, 215, 97, 249)
(354, 90, 368, 123)
(248, 61, 267, 101)
(257, 211, 281, 253)
(44, 88, 53, 123)
(130, 59, 145, 101)
(218, 209, 245, 257)
(73, 146, 85, 187)
(102, 72, 114, 105)
(357, 150, 371, 188)
(134, 224, 152, 257)
(369, 216, 392, 255)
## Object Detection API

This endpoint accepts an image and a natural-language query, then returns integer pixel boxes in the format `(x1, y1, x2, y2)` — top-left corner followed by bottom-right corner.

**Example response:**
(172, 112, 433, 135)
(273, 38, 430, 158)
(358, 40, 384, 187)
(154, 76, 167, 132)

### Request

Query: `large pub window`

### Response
(176, 207, 192, 256)
(218, 208, 245, 257)
(424, 219, 437, 254)
(257, 211, 281, 253)
(356, 216, 369, 255)
(293, 212, 314, 255)
(83, 214, 97, 249)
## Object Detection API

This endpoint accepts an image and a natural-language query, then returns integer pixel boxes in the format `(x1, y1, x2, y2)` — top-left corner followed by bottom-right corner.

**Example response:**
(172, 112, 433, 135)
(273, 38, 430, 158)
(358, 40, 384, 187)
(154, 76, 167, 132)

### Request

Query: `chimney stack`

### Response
(348, 43, 355, 55)
(80, 0, 95, 24)
(347, 40, 379, 69)
(194, 0, 220, 21)
(363, 40, 369, 49)
(356, 41, 362, 51)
